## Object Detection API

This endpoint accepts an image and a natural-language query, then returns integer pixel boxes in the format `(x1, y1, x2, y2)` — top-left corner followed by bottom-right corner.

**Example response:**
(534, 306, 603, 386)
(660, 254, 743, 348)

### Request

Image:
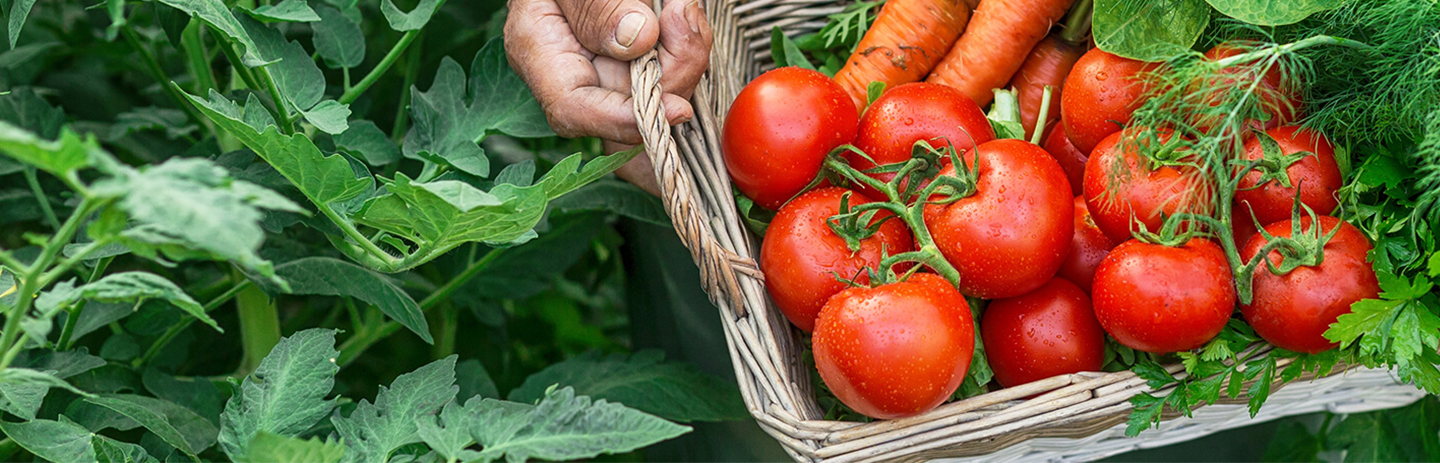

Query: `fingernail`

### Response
(617, 12, 646, 48)
(685, 0, 704, 34)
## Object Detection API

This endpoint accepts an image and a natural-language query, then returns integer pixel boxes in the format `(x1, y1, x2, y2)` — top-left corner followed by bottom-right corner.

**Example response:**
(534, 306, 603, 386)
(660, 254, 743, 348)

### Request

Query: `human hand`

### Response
(505, 0, 713, 196)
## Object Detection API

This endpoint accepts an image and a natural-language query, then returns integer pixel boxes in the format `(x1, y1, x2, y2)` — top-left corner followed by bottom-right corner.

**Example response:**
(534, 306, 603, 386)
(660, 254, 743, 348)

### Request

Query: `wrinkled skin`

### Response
(1083, 128, 1214, 244)
(760, 187, 914, 332)
(813, 274, 974, 419)
(924, 139, 1074, 299)
(1057, 196, 1118, 293)
(504, 0, 713, 194)
(1241, 216, 1379, 354)
(1234, 126, 1343, 232)
(1092, 238, 1235, 353)
(1061, 48, 1158, 155)
(723, 67, 859, 210)
(851, 83, 995, 200)
(983, 278, 1105, 388)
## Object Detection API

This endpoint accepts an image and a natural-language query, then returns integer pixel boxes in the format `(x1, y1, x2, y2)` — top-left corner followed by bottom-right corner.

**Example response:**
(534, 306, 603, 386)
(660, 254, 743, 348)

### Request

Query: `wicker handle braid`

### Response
(629, 49, 760, 316)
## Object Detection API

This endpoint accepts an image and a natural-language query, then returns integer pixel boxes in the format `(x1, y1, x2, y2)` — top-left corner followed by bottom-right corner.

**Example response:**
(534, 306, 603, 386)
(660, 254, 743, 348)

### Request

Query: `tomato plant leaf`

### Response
(508, 350, 747, 422)
(1093, 0, 1211, 62)
(245, 0, 320, 23)
(473, 386, 690, 463)
(380, 0, 440, 31)
(416, 399, 485, 462)
(0, 370, 52, 420)
(92, 433, 157, 463)
(108, 107, 198, 141)
(334, 120, 400, 165)
(187, 90, 373, 207)
(270, 257, 432, 343)
(156, 0, 273, 67)
(1203, 0, 1341, 26)
(38, 272, 217, 332)
(83, 394, 218, 457)
(332, 355, 459, 463)
(0, 122, 101, 178)
(312, 5, 365, 69)
(402, 38, 553, 177)
(236, 432, 344, 463)
(296, 99, 351, 135)
(456, 359, 499, 400)
(0, 418, 97, 463)
(218, 329, 340, 461)
(456, 213, 605, 302)
(5, 0, 38, 49)
(236, 14, 325, 113)
(0, 88, 66, 139)
(1261, 420, 1322, 462)
(91, 156, 302, 286)
(141, 369, 225, 425)
(549, 180, 670, 226)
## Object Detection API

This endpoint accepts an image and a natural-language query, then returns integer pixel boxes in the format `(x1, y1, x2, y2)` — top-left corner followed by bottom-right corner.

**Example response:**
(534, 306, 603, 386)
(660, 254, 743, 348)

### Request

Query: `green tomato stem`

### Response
(0, 197, 98, 370)
(234, 280, 280, 377)
(339, 2, 447, 106)
(23, 168, 60, 231)
(55, 256, 114, 351)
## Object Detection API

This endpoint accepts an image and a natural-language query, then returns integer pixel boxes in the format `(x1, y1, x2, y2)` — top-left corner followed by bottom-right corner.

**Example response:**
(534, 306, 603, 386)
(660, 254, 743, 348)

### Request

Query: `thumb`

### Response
(554, 0, 660, 61)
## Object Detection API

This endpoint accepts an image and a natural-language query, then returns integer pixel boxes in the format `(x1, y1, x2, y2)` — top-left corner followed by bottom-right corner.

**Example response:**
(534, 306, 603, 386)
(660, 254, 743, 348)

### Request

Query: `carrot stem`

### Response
(1031, 85, 1055, 144)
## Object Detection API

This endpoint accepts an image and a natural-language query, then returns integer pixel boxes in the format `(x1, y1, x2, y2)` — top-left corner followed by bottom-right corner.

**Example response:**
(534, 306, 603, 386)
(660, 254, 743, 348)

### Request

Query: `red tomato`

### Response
(1057, 196, 1118, 293)
(760, 187, 914, 332)
(983, 278, 1106, 388)
(851, 83, 995, 199)
(924, 139, 1074, 299)
(723, 67, 859, 210)
(1043, 122, 1087, 196)
(1241, 216, 1379, 354)
(1061, 48, 1159, 155)
(1092, 238, 1236, 353)
(1234, 126, 1343, 228)
(813, 274, 975, 419)
(1083, 128, 1215, 243)
(1199, 43, 1304, 131)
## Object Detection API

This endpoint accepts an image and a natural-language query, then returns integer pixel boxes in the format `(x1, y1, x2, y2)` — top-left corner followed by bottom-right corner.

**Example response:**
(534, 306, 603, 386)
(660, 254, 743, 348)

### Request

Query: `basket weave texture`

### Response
(622, 0, 1424, 461)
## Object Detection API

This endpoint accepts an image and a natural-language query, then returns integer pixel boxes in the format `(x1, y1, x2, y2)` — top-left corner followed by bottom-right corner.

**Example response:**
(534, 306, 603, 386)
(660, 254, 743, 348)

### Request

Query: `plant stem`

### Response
(234, 280, 280, 376)
(180, 20, 216, 95)
(319, 204, 402, 270)
(390, 31, 425, 141)
(213, 27, 264, 91)
(822, 155, 965, 288)
(339, 1, 447, 105)
(23, 168, 60, 231)
(337, 248, 504, 366)
(121, 26, 208, 130)
(55, 256, 113, 350)
(431, 303, 457, 359)
(135, 279, 251, 367)
(256, 67, 294, 135)
(0, 198, 97, 370)
(36, 237, 116, 290)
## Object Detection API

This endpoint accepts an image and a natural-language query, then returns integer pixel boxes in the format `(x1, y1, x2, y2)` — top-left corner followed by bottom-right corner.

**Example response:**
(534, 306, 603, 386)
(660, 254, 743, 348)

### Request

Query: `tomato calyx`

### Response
(825, 191, 896, 253)
(821, 143, 969, 289)
(1234, 129, 1313, 191)
(1232, 197, 1340, 302)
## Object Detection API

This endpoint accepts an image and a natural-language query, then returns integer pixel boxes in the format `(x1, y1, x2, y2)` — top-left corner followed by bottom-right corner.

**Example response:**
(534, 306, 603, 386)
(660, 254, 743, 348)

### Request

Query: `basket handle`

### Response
(628, 47, 758, 316)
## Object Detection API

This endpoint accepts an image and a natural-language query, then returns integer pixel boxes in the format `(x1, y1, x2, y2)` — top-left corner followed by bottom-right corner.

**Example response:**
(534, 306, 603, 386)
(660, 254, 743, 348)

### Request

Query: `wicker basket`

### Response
(623, 0, 1426, 461)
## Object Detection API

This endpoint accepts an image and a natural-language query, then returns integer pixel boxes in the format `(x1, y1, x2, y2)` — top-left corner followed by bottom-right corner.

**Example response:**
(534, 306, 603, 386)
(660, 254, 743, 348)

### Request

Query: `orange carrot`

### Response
(833, 0, 972, 113)
(926, 0, 1075, 108)
(1012, 0, 1091, 139)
